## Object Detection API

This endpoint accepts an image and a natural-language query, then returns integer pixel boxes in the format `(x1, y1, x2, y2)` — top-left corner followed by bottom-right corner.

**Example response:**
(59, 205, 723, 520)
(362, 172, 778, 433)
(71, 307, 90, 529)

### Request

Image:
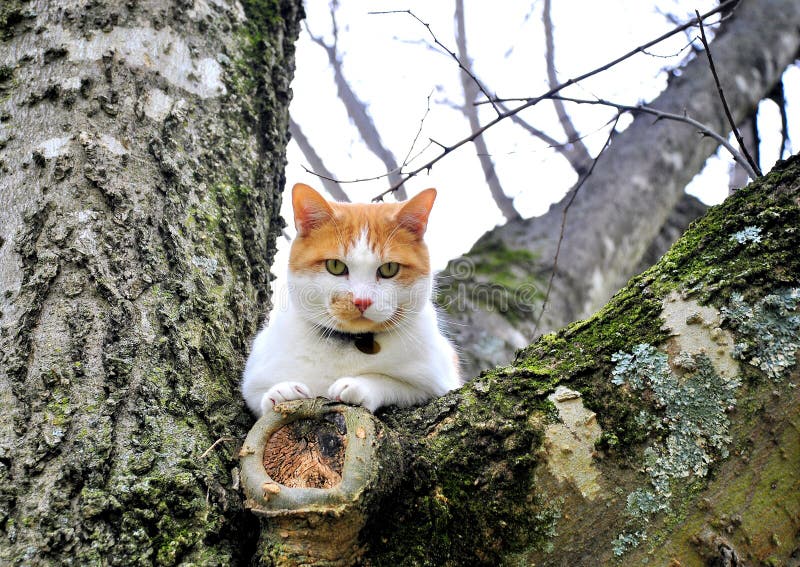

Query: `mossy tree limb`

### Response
(0, 0, 303, 563)
(251, 155, 800, 565)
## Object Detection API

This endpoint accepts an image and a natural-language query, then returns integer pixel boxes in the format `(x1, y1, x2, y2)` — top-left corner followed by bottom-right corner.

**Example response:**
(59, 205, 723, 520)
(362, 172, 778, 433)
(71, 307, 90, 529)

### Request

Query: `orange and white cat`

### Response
(242, 183, 461, 415)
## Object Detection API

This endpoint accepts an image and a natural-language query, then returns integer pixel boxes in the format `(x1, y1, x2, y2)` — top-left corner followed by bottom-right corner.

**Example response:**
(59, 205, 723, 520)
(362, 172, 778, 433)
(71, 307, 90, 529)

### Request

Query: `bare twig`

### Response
(297, 140, 435, 188)
(370, 9, 502, 116)
(289, 118, 350, 202)
(200, 436, 235, 459)
(533, 114, 621, 336)
(454, 0, 519, 221)
(400, 90, 434, 169)
(695, 9, 762, 177)
(292, 91, 436, 192)
(545, 95, 759, 180)
(369, 0, 740, 201)
(543, 0, 592, 173)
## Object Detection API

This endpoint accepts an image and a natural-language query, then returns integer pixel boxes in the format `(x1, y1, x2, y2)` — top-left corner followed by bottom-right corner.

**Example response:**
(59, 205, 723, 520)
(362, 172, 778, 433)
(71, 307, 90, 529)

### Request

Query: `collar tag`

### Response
(355, 334, 380, 355)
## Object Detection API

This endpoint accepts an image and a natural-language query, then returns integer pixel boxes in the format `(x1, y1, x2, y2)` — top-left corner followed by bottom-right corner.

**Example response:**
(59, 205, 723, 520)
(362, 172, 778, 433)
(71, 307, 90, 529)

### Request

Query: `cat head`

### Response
(287, 183, 436, 334)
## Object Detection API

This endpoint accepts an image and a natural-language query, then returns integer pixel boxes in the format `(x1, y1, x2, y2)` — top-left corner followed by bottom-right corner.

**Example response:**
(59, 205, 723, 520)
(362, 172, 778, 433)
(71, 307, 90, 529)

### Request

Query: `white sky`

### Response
(277, 1, 799, 280)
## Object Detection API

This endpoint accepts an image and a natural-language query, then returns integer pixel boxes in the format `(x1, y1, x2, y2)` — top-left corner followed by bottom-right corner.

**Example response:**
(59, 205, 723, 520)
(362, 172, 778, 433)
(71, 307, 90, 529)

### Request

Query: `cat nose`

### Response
(353, 297, 372, 313)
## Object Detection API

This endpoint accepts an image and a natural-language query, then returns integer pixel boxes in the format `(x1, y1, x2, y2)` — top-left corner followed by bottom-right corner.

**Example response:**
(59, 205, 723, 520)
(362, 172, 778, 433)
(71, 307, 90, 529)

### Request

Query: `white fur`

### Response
(242, 236, 460, 415)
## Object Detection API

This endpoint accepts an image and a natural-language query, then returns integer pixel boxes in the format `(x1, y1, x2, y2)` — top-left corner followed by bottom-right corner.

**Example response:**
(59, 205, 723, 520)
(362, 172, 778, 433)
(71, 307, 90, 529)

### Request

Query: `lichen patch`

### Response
(37, 136, 72, 159)
(61, 26, 226, 98)
(142, 89, 174, 122)
(661, 292, 739, 380)
(543, 386, 603, 501)
(722, 289, 800, 381)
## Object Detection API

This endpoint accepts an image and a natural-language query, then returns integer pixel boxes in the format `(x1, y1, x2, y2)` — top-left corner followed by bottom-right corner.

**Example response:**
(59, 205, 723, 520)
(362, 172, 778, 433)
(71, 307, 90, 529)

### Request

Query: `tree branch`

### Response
(453, 0, 520, 221)
(370, 9, 502, 116)
(533, 114, 621, 335)
(695, 9, 762, 177)
(545, 95, 760, 180)
(542, 0, 592, 173)
(289, 117, 350, 202)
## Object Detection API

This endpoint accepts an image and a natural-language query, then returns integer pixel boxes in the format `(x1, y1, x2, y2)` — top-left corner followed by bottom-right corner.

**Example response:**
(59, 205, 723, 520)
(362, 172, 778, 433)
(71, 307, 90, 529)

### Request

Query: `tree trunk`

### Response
(0, 0, 303, 563)
(442, 0, 800, 377)
(252, 154, 800, 565)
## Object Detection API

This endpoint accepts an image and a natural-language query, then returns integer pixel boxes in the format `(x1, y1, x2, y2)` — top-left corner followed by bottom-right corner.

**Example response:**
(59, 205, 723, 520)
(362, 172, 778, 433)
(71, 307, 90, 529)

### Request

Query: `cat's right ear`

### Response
(292, 183, 334, 236)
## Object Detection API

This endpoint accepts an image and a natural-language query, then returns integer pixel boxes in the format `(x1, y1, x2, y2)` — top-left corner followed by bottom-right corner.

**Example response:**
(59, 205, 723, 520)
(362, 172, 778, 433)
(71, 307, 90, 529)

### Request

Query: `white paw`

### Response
(328, 377, 380, 412)
(260, 381, 312, 414)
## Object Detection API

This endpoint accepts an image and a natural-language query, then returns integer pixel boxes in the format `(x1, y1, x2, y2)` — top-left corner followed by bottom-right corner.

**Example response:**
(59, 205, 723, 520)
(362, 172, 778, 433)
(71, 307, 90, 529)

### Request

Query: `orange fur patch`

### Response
(289, 201, 431, 279)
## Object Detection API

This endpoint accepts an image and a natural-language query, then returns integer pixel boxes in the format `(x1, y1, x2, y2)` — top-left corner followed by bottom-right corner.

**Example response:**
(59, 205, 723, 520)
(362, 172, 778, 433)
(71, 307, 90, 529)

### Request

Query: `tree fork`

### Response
(244, 154, 800, 565)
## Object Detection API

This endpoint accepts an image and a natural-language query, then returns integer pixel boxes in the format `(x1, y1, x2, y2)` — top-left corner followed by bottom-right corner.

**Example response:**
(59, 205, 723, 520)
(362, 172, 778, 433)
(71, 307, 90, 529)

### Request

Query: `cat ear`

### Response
(397, 188, 437, 238)
(292, 183, 334, 236)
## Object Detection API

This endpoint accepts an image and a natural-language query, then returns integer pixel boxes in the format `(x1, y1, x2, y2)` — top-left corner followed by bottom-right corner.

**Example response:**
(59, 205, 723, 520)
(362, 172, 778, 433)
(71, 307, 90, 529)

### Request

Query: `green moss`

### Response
(232, 0, 295, 115)
(0, 1, 27, 41)
(339, 155, 800, 565)
(471, 244, 539, 289)
(436, 243, 544, 325)
(649, 156, 800, 304)
(368, 372, 556, 565)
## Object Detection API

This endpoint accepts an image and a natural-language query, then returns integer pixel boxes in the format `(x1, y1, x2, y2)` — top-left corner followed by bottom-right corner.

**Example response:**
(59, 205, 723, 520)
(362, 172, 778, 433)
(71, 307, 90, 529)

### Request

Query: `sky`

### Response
(275, 0, 799, 285)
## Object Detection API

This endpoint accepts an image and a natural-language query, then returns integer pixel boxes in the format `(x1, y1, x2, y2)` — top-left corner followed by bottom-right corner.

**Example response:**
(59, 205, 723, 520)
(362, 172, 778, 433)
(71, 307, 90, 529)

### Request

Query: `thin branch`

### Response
(501, 106, 562, 148)
(369, 0, 740, 202)
(695, 9, 762, 177)
(297, 140, 435, 188)
(533, 114, 621, 336)
(292, 92, 436, 192)
(548, 95, 759, 179)
(200, 436, 235, 459)
(289, 117, 350, 202)
(400, 91, 434, 171)
(454, 0, 519, 221)
(543, 0, 592, 172)
(370, 9, 502, 117)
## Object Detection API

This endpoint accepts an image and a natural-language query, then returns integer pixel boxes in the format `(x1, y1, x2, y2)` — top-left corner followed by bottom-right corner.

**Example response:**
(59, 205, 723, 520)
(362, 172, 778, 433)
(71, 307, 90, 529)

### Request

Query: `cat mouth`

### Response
(329, 311, 402, 334)
(333, 316, 382, 333)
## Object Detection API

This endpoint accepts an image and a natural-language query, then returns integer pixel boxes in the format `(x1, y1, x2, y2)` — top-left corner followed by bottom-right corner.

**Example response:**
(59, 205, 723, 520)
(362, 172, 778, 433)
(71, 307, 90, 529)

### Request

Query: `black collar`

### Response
(318, 326, 381, 355)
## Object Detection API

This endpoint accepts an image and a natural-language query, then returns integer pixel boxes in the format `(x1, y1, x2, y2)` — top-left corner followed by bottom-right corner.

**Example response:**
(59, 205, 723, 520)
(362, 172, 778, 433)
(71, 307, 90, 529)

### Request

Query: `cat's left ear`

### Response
(293, 183, 335, 236)
(397, 188, 436, 238)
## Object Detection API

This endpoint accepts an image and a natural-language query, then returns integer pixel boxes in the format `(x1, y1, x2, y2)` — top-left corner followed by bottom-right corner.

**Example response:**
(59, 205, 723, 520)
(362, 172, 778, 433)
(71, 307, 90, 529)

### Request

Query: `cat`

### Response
(242, 183, 461, 415)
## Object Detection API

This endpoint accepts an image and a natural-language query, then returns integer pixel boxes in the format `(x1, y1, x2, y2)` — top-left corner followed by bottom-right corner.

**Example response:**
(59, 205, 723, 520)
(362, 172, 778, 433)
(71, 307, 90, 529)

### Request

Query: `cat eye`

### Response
(325, 259, 348, 276)
(377, 262, 400, 278)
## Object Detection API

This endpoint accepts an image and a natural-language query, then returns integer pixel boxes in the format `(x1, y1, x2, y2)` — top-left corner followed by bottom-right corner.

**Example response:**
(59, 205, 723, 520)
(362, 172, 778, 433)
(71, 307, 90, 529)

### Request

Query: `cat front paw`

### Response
(260, 381, 312, 414)
(328, 377, 381, 412)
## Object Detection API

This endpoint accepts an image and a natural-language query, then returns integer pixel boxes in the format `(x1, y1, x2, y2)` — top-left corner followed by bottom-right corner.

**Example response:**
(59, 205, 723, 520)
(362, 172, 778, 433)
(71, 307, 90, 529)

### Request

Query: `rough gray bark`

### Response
(441, 0, 800, 377)
(0, 0, 303, 563)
